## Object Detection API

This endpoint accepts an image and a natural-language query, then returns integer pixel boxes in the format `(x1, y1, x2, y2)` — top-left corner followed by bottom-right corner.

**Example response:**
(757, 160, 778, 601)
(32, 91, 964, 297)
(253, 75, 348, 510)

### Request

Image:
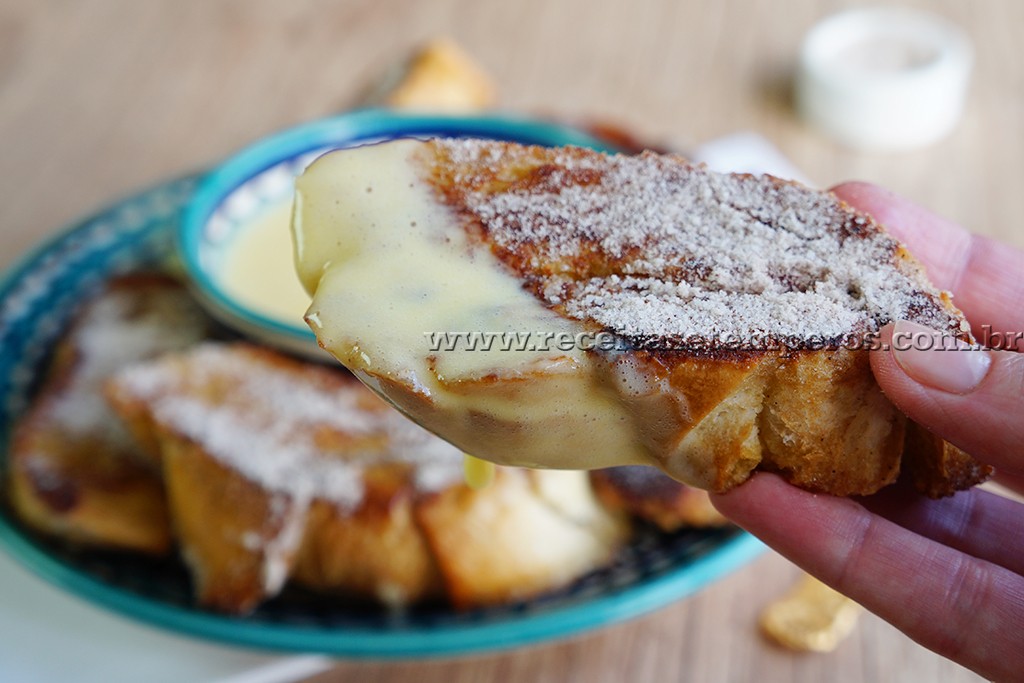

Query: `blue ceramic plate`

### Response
(0, 117, 764, 658)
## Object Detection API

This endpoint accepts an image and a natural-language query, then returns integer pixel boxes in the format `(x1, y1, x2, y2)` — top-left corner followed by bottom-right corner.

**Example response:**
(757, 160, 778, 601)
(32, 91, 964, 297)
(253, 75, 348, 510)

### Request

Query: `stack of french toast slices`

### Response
(6, 40, 736, 615)
(6, 276, 727, 614)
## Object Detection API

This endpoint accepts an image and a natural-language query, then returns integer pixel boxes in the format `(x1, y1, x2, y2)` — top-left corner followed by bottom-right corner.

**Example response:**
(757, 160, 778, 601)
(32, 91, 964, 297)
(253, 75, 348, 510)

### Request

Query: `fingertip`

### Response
(869, 320, 962, 445)
(831, 181, 913, 236)
(868, 322, 903, 393)
(870, 322, 1024, 474)
(709, 472, 796, 523)
(830, 180, 889, 208)
(711, 474, 873, 579)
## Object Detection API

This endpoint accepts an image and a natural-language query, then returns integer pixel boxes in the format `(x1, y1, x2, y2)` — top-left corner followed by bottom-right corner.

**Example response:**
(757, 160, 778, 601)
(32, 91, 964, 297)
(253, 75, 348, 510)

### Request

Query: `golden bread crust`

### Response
(292, 480, 446, 606)
(402, 140, 988, 497)
(590, 466, 728, 531)
(160, 435, 297, 613)
(106, 343, 627, 613)
(7, 275, 207, 553)
(902, 422, 993, 498)
(416, 468, 628, 608)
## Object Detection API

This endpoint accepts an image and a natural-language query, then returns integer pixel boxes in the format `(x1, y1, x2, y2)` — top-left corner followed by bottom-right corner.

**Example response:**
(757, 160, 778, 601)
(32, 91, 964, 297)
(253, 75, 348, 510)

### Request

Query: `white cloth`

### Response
(0, 550, 331, 683)
(690, 131, 809, 184)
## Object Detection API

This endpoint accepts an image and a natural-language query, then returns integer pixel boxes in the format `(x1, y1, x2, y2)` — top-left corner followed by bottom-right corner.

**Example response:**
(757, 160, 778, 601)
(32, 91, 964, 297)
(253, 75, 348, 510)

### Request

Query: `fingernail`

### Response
(891, 319, 991, 394)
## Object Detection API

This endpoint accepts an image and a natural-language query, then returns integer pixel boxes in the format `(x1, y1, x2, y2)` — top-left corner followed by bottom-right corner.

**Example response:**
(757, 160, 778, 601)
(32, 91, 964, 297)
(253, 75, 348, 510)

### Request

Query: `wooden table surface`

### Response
(2, 1, 1019, 681)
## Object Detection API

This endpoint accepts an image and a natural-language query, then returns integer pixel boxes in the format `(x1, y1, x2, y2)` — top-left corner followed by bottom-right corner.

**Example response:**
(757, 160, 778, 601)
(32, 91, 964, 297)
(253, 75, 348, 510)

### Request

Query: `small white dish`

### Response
(796, 7, 972, 151)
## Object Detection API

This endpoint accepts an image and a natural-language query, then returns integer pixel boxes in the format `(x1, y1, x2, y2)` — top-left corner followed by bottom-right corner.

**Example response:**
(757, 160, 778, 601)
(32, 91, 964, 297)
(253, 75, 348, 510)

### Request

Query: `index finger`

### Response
(831, 182, 1024, 348)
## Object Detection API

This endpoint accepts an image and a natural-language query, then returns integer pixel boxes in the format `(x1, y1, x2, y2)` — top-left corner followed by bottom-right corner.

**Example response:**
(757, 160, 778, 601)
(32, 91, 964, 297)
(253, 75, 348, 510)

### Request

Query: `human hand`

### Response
(710, 182, 1024, 682)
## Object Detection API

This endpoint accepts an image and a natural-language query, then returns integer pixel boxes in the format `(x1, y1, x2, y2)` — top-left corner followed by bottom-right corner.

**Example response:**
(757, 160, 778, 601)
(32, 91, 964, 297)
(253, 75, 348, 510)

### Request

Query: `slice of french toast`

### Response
(418, 467, 628, 609)
(293, 139, 990, 498)
(7, 275, 208, 553)
(106, 342, 628, 614)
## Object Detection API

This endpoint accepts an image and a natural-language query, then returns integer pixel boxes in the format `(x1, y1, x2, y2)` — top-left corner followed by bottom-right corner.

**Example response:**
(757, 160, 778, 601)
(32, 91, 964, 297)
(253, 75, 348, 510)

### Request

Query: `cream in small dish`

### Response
(179, 110, 619, 360)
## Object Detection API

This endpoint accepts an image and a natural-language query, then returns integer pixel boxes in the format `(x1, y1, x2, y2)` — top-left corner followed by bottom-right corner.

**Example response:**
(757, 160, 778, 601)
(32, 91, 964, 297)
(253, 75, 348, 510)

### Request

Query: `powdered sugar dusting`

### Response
(260, 494, 308, 592)
(42, 279, 208, 448)
(430, 140, 961, 347)
(111, 343, 465, 510)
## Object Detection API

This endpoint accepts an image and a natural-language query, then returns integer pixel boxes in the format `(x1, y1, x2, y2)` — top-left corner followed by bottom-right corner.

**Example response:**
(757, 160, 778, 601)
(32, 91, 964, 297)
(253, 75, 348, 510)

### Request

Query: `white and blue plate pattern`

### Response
(0, 115, 764, 658)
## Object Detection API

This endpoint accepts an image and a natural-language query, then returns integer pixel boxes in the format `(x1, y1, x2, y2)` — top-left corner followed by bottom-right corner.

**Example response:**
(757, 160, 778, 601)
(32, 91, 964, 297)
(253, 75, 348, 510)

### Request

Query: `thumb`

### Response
(872, 320, 1024, 476)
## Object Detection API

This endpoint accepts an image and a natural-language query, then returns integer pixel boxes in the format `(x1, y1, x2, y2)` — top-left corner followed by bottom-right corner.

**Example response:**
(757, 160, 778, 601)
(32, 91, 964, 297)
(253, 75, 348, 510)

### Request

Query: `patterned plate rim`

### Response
(0, 167, 765, 660)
